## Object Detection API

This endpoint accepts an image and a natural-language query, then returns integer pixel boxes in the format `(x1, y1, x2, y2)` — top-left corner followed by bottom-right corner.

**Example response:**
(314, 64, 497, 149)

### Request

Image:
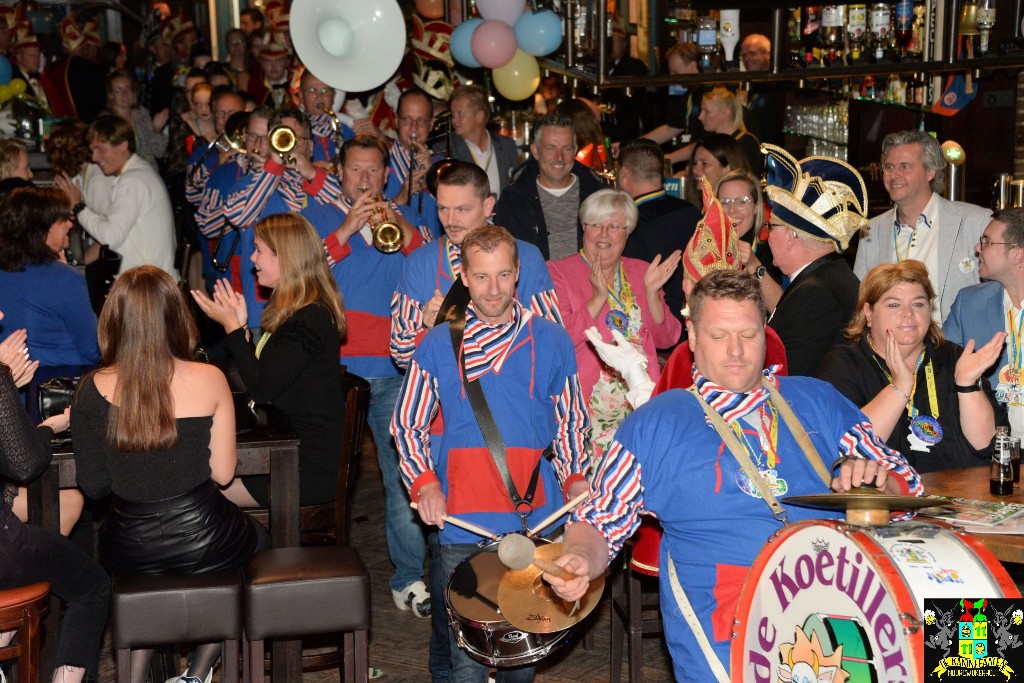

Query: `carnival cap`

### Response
(260, 26, 290, 58)
(11, 21, 38, 52)
(761, 143, 868, 253)
(682, 177, 740, 282)
(411, 16, 454, 67)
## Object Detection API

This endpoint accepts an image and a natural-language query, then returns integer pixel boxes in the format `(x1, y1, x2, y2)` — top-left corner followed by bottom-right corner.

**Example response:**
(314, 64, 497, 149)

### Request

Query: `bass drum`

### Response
(731, 520, 1019, 682)
(445, 539, 572, 667)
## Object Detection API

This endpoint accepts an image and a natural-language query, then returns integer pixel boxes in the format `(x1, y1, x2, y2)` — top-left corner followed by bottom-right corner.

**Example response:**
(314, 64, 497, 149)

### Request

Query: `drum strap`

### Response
(434, 277, 471, 327)
(450, 313, 545, 527)
(760, 378, 832, 487)
(665, 552, 730, 683)
(687, 386, 790, 525)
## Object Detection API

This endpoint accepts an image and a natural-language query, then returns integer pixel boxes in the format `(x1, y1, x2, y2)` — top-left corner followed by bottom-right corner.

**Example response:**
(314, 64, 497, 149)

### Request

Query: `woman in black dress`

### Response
(818, 260, 1005, 473)
(72, 266, 268, 683)
(192, 213, 347, 507)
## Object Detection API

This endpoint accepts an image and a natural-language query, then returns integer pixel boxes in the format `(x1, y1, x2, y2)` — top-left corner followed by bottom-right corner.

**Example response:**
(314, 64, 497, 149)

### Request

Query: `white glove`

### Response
(584, 326, 655, 409)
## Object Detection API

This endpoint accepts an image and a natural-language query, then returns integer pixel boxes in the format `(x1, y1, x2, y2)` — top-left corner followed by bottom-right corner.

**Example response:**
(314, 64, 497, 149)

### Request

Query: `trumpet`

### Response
(361, 187, 404, 254)
(320, 104, 344, 173)
(187, 111, 250, 189)
(268, 125, 297, 165)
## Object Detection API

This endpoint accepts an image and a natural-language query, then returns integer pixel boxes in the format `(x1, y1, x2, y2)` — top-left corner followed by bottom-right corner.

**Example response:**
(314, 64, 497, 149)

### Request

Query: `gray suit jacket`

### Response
(853, 194, 991, 320)
(451, 131, 519, 195)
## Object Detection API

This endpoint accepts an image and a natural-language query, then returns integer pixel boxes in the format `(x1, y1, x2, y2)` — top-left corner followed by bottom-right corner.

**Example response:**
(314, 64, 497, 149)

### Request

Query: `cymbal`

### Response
(784, 488, 942, 512)
(496, 543, 605, 634)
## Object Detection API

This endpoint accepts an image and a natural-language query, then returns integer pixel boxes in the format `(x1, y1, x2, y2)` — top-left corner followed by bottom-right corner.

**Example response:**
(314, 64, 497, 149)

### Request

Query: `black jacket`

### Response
(493, 159, 604, 260)
(769, 253, 860, 377)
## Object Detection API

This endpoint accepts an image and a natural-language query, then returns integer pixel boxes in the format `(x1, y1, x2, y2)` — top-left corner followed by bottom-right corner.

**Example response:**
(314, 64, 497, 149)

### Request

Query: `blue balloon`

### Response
(514, 10, 562, 57)
(0, 56, 12, 86)
(451, 18, 484, 68)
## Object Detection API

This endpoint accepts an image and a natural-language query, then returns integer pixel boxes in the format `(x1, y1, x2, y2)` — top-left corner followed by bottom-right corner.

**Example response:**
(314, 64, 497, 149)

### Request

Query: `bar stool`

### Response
(0, 582, 49, 683)
(242, 546, 369, 683)
(110, 570, 243, 683)
(610, 519, 663, 683)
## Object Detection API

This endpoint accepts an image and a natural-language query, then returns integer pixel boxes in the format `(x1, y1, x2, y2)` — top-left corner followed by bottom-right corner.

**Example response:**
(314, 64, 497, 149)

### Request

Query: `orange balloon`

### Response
(415, 0, 445, 20)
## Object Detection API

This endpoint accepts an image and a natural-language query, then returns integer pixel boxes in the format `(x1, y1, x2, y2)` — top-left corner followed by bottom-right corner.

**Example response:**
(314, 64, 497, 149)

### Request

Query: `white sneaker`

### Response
(391, 580, 431, 618)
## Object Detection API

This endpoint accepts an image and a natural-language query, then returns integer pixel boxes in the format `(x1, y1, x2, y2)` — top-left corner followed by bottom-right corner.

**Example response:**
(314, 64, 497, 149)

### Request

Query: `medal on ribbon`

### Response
(910, 414, 943, 444)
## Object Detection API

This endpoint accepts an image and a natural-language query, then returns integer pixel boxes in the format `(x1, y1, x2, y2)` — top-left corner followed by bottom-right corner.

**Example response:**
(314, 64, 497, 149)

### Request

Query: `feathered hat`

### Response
(11, 20, 38, 52)
(682, 178, 740, 282)
(761, 143, 868, 253)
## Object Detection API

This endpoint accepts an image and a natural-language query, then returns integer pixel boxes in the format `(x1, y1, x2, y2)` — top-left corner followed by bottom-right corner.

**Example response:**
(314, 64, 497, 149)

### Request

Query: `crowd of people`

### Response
(0, 7, 1016, 683)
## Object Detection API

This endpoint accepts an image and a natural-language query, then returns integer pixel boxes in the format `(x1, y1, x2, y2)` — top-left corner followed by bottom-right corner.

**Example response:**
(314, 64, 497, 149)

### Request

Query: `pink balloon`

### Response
(476, 0, 526, 27)
(470, 19, 517, 69)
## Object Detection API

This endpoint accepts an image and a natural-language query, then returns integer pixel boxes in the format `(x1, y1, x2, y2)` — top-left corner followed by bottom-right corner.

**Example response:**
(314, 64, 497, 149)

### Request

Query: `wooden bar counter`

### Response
(922, 466, 1024, 565)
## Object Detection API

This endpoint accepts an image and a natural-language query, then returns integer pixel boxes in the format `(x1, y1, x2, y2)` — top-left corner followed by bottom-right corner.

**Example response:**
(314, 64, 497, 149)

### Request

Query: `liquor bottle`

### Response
(801, 6, 822, 66)
(697, 13, 719, 71)
(992, 435, 1014, 496)
(789, 8, 804, 68)
(869, 2, 891, 60)
(977, 0, 997, 54)
(822, 5, 848, 65)
(848, 4, 868, 61)
(908, 0, 926, 57)
(894, 0, 914, 55)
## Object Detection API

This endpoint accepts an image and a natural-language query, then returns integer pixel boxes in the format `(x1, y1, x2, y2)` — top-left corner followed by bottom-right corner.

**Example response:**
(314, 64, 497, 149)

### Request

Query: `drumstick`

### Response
(409, 502, 500, 541)
(527, 492, 589, 539)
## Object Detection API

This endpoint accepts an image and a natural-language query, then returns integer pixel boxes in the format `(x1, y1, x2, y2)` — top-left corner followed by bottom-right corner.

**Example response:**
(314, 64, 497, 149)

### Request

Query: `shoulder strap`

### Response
(687, 385, 788, 525)
(761, 378, 831, 487)
(666, 552, 730, 683)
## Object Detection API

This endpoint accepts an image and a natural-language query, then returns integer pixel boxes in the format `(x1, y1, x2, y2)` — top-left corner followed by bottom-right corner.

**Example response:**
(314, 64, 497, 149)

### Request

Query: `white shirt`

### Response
(77, 154, 178, 280)
(1002, 289, 1024, 439)
(894, 192, 941, 317)
(464, 136, 501, 198)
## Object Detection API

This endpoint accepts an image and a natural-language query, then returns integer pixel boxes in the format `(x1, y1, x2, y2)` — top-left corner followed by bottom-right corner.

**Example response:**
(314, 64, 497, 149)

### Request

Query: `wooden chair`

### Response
(244, 369, 370, 547)
(0, 582, 50, 683)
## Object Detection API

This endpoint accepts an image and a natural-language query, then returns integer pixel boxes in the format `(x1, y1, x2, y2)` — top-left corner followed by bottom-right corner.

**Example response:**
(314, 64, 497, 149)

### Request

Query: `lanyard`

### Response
(578, 251, 634, 313)
(1007, 307, 1024, 369)
(892, 222, 915, 262)
(729, 401, 781, 470)
(870, 343, 940, 420)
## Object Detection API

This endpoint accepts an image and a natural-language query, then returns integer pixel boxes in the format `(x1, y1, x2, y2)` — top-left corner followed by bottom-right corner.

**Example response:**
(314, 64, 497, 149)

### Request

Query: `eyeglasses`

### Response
(979, 236, 1019, 249)
(720, 196, 753, 208)
(245, 133, 268, 144)
(398, 116, 432, 128)
(765, 222, 785, 233)
(583, 222, 627, 234)
(228, 39, 246, 46)
(302, 86, 333, 96)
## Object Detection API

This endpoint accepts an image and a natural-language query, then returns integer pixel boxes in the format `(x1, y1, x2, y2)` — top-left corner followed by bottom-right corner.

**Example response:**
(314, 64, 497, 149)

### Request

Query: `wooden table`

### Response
(27, 416, 304, 682)
(922, 466, 1024, 565)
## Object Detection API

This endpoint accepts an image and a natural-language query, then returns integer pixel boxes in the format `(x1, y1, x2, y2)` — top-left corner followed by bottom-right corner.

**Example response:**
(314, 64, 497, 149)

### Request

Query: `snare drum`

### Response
(445, 540, 572, 668)
(732, 520, 1019, 682)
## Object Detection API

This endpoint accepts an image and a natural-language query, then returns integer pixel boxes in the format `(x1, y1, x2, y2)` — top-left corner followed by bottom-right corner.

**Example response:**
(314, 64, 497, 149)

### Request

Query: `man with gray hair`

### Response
(495, 111, 604, 260)
(854, 129, 991, 320)
(449, 84, 518, 198)
(944, 208, 1024, 436)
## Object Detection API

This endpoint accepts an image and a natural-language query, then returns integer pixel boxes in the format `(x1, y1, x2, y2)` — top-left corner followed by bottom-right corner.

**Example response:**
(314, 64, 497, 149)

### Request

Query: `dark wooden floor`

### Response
(92, 431, 676, 682)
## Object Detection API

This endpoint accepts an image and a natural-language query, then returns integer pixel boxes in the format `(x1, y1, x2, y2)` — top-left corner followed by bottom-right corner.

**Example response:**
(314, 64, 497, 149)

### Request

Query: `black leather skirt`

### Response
(100, 480, 262, 575)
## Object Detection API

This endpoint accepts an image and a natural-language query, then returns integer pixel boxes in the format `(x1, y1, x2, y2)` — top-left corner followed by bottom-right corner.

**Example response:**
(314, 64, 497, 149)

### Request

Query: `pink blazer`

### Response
(549, 254, 682, 400)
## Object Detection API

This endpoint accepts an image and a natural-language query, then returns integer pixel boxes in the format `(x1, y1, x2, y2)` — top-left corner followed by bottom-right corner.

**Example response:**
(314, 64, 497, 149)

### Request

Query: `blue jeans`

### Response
(367, 376, 428, 592)
(439, 543, 536, 683)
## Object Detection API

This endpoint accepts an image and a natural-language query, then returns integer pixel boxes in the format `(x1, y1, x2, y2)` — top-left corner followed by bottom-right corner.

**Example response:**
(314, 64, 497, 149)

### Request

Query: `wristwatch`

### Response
(71, 201, 87, 216)
(954, 380, 982, 393)
(754, 265, 767, 280)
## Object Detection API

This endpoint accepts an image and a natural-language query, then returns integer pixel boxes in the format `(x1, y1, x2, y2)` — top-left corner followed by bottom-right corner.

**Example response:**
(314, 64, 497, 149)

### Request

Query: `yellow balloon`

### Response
(0, 85, 12, 102)
(7, 78, 25, 96)
(492, 48, 540, 101)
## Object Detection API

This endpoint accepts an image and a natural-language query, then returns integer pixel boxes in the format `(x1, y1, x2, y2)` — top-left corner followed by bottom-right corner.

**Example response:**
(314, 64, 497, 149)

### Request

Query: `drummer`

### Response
(547, 268, 923, 682)
(391, 225, 591, 683)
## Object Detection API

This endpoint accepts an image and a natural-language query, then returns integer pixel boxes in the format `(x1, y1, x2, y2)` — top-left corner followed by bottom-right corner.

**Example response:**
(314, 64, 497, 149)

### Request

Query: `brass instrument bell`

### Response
(269, 125, 297, 164)
(369, 199, 404, 253)
(217, 111, 250, 154)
